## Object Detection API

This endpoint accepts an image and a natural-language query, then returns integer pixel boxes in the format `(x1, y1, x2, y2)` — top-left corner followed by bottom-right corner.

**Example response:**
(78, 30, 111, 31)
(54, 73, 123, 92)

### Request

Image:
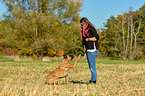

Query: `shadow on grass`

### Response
(45, 81, 87, 85)
(69, 80, 86, 84)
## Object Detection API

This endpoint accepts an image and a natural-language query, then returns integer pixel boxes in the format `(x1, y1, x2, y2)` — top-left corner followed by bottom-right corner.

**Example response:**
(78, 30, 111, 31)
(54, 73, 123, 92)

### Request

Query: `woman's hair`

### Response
(80, 17, 89, 23)
(80, 17, 95, 28)
(80, 17, 97, 38)
(80, 17, 96, 30)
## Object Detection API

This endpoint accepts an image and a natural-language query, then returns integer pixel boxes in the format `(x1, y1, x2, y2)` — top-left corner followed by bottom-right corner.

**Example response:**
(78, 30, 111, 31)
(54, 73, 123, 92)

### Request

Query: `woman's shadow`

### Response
(69, 80, 86, 84)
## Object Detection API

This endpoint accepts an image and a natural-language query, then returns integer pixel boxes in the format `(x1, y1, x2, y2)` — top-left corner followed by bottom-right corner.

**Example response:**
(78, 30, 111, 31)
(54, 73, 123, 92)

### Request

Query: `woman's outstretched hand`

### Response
(82, 53, 86, 59)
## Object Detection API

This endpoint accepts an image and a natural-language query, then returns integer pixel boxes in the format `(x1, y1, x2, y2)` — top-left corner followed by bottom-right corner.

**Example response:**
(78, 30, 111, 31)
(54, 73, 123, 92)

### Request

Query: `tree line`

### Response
(99, 5, 145, 60)
(0, 0, 83, 60)
(0, 0, 145, 60)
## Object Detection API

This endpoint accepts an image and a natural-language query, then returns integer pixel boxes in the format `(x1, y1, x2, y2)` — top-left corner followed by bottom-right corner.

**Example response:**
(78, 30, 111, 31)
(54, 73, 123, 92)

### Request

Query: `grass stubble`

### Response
(0, 58, 145, 96)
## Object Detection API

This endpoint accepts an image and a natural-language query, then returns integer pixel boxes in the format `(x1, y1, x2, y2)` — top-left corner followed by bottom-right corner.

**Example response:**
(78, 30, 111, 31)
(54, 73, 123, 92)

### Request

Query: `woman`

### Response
(80, 17, 99, 84)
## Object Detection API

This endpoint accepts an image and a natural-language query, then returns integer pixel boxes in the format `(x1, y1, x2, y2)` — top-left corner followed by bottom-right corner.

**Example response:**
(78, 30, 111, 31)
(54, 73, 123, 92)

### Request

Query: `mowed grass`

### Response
(0, 57, 145, 96)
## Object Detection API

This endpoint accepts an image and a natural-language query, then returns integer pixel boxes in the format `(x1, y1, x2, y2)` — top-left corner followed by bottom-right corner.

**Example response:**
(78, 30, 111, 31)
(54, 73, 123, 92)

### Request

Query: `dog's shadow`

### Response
(45, 81, 87, 85)
(69, 80, 86, 84)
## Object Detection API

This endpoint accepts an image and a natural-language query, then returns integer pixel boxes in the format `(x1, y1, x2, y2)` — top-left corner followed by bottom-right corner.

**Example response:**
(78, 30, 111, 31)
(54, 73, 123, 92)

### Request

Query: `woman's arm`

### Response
(85, 26, 99, 42)
(85, 37, 97, 42)
(82, 45, 86, 59)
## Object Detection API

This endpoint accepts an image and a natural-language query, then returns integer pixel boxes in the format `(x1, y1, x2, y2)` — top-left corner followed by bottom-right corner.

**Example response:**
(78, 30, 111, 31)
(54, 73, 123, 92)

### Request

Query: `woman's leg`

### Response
(87, 51, 98, 81)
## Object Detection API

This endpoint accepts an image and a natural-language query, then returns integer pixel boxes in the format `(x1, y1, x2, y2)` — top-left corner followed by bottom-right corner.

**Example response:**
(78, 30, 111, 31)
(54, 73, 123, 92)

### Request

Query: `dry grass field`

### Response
(0, 57, 145, 96)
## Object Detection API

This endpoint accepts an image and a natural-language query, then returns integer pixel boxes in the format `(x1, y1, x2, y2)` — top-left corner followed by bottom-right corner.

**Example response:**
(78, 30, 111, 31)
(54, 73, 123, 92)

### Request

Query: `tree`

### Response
(99, 16, 122, 59)
(1, 0, 83, 59)
(100, 5, 145, 60)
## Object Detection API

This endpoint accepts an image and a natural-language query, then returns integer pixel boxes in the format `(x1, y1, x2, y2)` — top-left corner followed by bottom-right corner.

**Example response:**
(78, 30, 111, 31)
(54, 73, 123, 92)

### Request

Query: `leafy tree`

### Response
(99, 16, 122, 59)
(1, 0, 83, 59)
(138, 4, 145, 59)
(100, 4, 145, 60)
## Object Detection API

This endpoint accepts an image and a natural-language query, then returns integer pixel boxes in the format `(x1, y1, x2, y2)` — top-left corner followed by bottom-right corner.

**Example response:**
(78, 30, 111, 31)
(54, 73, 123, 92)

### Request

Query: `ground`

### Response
(0, 58, 145, 95)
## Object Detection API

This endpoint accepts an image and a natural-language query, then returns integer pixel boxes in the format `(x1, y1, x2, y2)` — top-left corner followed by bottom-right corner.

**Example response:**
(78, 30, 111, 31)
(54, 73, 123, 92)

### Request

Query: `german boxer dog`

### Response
(45, 54, 81, 84)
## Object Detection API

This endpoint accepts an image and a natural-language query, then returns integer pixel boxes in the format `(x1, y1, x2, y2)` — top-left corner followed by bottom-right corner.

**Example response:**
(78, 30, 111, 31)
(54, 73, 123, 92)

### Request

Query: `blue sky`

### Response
(0, 0, 145, 29)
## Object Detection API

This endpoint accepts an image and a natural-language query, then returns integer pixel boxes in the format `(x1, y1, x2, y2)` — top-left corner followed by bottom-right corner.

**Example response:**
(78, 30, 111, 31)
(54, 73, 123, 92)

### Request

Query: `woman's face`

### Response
(82, 21, 88, 28)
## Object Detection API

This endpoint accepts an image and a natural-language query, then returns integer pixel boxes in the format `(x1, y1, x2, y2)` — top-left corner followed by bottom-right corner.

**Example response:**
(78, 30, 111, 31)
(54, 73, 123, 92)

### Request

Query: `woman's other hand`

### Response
(82, 53, 86, 59)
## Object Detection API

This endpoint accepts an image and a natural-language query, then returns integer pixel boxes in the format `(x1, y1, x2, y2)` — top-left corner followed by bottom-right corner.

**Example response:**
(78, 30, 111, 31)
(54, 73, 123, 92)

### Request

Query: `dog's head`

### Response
(63, 54, 74, 61)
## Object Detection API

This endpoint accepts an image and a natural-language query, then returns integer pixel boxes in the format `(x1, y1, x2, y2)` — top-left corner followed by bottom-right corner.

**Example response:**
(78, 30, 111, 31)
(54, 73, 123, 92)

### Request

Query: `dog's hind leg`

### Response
(54, 80, 58, 85)
(52, 77, 59, 85)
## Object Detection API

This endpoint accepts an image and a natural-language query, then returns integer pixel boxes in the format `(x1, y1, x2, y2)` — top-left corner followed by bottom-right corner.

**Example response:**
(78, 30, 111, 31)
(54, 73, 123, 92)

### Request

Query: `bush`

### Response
(0, 49, 6, 55)
(47, 48, 56, 57)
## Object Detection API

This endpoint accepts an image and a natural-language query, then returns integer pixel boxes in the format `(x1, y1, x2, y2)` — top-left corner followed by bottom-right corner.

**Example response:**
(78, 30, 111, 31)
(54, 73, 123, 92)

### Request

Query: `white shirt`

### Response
(87, 42, 96, 52)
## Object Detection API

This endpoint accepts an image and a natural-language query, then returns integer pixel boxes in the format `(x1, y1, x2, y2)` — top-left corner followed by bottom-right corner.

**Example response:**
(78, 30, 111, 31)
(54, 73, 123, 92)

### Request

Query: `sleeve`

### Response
(90, 26, 99, 40)
(82, 38, 85, 45)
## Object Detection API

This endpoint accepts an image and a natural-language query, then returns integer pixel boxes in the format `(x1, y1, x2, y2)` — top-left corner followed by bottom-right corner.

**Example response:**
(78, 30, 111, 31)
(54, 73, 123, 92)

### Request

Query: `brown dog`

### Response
(45, 54, 81, 84)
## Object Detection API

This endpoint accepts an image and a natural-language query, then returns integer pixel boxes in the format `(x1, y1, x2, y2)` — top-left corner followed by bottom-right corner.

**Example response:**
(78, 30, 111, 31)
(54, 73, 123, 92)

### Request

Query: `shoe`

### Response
(89, 80, 96, 84)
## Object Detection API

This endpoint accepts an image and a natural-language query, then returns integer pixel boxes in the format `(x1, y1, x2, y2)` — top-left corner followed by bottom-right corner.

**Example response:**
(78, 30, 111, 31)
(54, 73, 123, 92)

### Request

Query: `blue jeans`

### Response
(86, 50, 98, 81)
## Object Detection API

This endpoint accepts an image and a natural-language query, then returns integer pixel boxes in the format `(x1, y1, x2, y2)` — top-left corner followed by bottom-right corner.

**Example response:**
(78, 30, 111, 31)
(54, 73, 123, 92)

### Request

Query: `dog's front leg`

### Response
(71, 54, 81, 67)
(65, 75, 69, 84)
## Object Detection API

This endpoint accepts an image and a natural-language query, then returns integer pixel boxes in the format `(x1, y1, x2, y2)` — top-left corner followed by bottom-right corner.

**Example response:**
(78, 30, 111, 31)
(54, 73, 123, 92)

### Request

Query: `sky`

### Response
(0, 0, 145, 29)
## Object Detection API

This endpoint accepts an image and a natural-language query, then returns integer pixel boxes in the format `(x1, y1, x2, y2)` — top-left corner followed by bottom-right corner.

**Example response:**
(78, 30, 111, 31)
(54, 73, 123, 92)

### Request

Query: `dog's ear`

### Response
(63, 54, 67, 59)
(70, 55, 74, 60)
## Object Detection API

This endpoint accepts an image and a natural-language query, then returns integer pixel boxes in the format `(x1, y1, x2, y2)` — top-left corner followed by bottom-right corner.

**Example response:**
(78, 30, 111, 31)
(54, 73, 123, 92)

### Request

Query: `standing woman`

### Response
(80, 17, 99, 84)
